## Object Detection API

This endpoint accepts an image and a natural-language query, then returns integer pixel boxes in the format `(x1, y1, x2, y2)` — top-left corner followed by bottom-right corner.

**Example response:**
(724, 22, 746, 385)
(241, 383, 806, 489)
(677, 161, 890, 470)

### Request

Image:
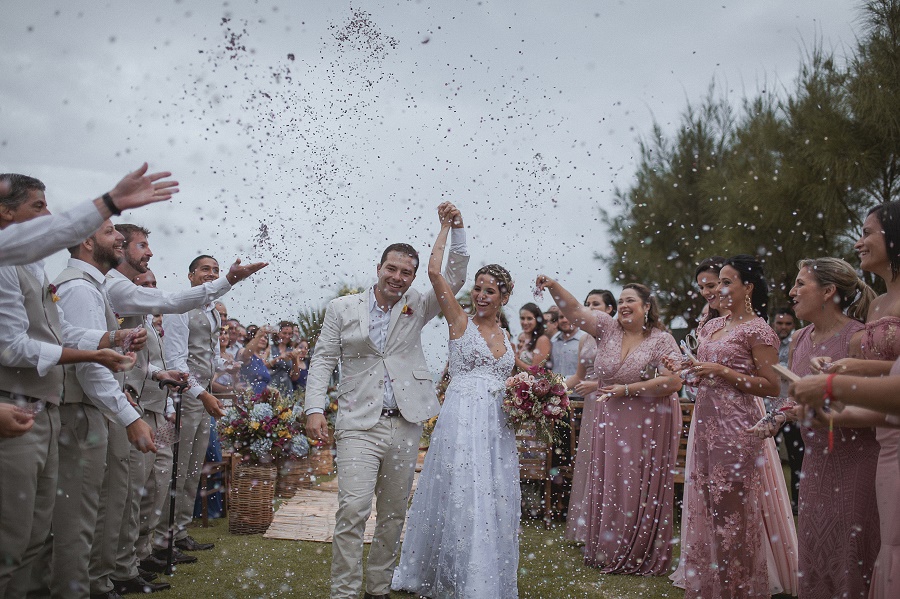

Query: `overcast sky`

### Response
(1, 0, 860, 371)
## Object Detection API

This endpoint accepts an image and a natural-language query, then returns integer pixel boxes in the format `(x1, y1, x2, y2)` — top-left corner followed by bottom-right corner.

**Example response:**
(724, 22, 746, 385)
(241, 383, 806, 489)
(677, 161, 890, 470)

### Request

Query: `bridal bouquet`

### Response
(219, 387, 309, 463)
(503, 365, 571, 444)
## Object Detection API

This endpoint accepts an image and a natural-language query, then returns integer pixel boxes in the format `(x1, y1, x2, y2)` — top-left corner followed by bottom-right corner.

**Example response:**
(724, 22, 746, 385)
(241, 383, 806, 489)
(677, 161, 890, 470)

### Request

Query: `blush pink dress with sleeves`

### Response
(581, 311, 681, 575)
(680, 316, 798, 598)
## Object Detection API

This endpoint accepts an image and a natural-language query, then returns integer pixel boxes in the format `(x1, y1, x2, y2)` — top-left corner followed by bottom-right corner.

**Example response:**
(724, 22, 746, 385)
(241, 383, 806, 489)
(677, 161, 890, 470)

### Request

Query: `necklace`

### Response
(809, 320, 845, 346)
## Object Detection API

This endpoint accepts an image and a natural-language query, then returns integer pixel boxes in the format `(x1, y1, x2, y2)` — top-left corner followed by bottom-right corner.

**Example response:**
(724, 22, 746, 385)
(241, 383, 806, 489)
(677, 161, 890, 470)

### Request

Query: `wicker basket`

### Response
(229, 460, 277, 534)
(275, 455, 313, 498)
(310, 446, 335, 476)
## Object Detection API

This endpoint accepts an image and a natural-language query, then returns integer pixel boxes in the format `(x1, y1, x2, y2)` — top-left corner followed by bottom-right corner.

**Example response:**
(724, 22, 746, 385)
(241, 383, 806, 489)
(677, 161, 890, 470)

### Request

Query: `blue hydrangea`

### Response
(250, 437, 273, 459)
(250, 403, 274, 421)
(291, 435, 310, 458)
(291, 403, 305, 421)
(222, 407, 239, 423)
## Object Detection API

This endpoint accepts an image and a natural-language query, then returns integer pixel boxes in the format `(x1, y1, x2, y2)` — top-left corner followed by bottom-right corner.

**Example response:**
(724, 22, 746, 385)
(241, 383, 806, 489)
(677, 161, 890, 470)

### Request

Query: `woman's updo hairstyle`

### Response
(723, 254, 769, 321)
(474, 264, 514, 298)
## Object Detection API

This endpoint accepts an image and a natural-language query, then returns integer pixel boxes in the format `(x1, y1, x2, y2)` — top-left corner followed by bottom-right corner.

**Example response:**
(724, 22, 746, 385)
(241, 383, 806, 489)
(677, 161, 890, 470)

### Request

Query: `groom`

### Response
(306, 203, 469, 599)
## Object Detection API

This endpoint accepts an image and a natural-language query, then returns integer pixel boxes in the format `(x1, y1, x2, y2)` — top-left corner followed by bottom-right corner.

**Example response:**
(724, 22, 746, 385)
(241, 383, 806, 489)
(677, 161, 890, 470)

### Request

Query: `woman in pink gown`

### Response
(679, 255, 797, 598)
(535, 276, 682, 575)
(565, 289, 615, 544)
(751, 258, 880, 599)
(670, 256, 730, 588)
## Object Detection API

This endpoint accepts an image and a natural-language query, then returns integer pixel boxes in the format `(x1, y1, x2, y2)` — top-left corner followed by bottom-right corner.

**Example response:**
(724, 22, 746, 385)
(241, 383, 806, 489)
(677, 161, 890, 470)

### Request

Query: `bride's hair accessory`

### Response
(475, 264, 514, 296)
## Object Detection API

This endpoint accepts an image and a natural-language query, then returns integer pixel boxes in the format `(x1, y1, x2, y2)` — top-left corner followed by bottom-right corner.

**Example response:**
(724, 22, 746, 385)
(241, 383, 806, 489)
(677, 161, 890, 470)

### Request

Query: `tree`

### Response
(601, 1, 900, 326)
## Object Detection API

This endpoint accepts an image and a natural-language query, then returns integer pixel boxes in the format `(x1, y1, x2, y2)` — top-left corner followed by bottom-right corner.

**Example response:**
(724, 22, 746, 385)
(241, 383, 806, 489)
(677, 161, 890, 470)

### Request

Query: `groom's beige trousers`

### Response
(331, 414, 422, 599)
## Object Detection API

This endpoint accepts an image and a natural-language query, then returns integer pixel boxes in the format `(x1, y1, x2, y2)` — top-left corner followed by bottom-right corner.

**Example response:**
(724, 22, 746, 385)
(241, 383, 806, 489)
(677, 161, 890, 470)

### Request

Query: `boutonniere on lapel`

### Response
(401, 304, 414, 316)
(47, 283, 60, 303)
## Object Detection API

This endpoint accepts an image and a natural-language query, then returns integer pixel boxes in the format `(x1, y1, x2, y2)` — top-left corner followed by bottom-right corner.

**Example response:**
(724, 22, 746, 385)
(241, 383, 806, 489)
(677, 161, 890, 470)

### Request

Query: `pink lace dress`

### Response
(565, 335, 598, 543)
(681, 316, 798, 598)
(855, 317, 900, 599)
(791, 322, 880, 599)
(582, 312, 681, 575)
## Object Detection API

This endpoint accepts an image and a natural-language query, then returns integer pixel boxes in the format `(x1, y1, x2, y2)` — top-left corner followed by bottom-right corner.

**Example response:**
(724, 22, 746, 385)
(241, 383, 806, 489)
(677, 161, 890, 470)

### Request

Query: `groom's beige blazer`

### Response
(306, 250, 469, 430)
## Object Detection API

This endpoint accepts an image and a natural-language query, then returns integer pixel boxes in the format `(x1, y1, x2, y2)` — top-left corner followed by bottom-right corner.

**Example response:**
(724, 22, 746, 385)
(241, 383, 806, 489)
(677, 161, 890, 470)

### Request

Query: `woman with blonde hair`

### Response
(750, 257, 879, 599)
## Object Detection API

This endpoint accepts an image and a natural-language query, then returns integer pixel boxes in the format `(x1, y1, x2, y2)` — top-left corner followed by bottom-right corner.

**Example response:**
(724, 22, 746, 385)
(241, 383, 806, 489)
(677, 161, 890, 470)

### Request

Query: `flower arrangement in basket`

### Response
(218, 387, 310, 463)
(503, 365, 571, 443)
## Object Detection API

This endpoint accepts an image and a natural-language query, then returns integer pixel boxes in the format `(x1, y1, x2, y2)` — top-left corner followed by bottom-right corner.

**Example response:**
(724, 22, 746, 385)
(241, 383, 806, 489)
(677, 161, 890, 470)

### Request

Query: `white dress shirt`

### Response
(106, 268, 232, 317)
(55, 258, 140, 427)
(0, 260, 105, 376)
(162, 304, 223, 400)
(369, 288, 398, 410)
(0, 202, 104, 266)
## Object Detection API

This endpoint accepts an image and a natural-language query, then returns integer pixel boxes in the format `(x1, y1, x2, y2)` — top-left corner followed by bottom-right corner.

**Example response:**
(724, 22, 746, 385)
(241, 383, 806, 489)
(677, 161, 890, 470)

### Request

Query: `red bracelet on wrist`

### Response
(824, 372, 836, 402)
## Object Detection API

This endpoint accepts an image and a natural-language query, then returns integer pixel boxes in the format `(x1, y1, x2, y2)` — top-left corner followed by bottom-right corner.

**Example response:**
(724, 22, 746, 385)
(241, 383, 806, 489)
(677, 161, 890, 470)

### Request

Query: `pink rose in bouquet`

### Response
(533, 378, 551, 397)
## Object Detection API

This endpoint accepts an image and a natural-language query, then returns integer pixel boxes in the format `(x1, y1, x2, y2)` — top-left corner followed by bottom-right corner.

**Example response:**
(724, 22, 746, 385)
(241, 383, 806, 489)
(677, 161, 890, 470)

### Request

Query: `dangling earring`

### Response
(744, 295, 753, 314)
(644, 312, 649, 326)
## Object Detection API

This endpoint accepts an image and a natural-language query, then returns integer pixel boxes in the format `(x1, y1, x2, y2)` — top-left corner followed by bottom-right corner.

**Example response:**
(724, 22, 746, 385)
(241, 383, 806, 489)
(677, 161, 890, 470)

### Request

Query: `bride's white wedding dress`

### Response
(391, 319, 520, 598)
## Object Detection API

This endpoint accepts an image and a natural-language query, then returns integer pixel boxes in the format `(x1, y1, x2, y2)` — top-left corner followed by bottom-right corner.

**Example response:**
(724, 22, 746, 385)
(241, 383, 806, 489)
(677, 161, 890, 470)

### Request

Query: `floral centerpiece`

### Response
(503, 365, 571, 444)
(219, 387, 309, 463)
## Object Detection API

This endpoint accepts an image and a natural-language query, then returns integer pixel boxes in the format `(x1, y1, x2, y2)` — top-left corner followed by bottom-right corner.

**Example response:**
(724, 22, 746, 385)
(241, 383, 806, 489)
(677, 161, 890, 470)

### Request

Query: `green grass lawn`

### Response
(152, 515, 681, 599)
(156, 465, 796, 598)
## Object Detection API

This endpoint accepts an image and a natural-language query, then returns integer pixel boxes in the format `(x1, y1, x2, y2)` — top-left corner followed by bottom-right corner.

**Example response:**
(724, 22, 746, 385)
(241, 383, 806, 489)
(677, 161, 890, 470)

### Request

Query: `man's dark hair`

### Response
(189, 254, 217, 273)
(0, 174, 45, 210)
(115, 224, 151, 246)
(380, 243, 419, 272)
(774, 307, 796, 320)
(543, 311, 559, 324)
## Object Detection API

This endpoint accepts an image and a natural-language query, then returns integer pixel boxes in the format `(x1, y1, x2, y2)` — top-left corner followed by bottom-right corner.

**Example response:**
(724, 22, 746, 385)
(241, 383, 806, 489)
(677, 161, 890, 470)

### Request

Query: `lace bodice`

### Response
(696, 316, 778, 390)
(590, 311, 679, 387)
(857, 316, 900, 361)
(447, 320, 514, 388)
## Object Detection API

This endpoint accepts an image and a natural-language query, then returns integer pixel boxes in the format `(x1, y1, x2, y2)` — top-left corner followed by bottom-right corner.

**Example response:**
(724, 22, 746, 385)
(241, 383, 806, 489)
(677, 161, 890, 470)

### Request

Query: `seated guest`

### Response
(238, 325, 272, 395)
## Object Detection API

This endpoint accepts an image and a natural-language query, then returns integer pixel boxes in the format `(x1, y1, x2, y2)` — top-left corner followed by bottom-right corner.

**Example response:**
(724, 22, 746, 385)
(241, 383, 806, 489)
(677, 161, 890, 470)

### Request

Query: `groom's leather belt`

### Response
(380, 408, 401, 418)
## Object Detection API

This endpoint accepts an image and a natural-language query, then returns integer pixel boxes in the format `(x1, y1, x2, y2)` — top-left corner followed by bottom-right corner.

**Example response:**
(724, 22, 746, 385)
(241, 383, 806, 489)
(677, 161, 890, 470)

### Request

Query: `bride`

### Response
(391, 214, 520, 598)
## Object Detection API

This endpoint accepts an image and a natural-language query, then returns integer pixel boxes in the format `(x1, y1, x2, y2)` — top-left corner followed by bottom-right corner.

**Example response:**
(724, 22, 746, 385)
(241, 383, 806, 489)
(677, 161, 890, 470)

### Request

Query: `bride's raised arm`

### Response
(429, 204, 469, 339)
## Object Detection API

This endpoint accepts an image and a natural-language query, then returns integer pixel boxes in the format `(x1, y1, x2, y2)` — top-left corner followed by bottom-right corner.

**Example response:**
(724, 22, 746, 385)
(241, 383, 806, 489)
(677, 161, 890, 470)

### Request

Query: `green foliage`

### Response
(296, 305, 326, 348)
(602, 1, 899, 327)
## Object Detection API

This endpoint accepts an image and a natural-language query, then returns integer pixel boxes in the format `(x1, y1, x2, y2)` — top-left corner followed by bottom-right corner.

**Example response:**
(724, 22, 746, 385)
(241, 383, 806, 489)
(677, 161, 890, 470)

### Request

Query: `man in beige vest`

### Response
(105, 225, 264, 590)
(306, 203, 469, 599)
(0, 175, 142, 597)
(51, 221, 157, 599)
(154, 255, 231, 557)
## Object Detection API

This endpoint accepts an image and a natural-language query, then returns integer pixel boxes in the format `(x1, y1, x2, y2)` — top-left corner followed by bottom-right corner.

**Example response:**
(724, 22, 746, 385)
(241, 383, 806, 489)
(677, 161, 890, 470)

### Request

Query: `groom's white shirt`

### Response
(306, 232, 469, 430)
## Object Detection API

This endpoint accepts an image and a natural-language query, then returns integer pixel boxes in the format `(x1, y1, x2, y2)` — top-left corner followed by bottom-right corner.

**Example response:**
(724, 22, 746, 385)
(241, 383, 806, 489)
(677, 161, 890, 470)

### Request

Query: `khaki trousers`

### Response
(112, 409, 160, 580)
(89, 419, 131, 594)
(330, 416, 422, 599)
(136, 411, 172, 562)
(152, 407, 209, 549)
(0, 401, 58, 598)
(50, 403, 108, 599)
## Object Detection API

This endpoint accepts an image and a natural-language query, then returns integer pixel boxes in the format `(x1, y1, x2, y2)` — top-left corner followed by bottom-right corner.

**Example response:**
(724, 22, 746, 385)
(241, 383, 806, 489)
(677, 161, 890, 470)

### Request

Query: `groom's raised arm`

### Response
(306, 299, 342, 416)
(421, 204, 469, 322)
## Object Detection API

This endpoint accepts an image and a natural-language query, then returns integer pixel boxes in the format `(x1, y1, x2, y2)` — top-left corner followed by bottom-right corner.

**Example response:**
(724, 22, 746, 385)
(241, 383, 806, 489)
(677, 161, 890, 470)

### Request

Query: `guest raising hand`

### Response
(534, 274, 682, 575)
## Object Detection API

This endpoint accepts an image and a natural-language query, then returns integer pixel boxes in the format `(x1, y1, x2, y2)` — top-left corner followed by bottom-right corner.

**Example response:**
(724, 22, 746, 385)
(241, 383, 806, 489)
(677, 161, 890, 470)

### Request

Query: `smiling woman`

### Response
(534, 274, 682, 575)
